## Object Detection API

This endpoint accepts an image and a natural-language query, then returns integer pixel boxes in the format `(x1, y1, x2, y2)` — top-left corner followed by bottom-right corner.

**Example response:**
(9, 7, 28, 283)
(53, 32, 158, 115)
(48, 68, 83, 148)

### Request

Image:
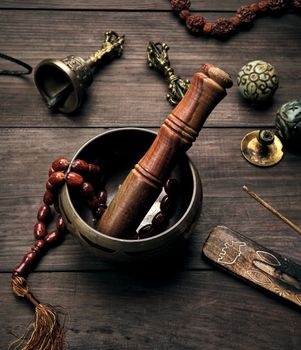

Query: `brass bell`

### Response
(241, 129, 284, 167)
(34, 30, 125, 113)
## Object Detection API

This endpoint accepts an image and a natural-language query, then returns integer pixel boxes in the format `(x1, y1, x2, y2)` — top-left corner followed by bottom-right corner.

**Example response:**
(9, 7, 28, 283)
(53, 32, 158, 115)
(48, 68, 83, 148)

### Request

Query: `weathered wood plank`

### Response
(0, 0, 258, 11)
(2, 195, 301, 272)
(1, 128, 300, 272)
(0, 128, 299, 198)
(1, 271, 300, 350)
(0, 11, 300, 127)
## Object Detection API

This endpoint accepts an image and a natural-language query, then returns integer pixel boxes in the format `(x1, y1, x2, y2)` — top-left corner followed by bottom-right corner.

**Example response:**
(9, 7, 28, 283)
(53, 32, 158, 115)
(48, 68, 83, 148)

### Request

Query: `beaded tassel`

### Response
(10, 158, 102, 350)
(10, 157, 178, 348)
(10, 277, 67, 350)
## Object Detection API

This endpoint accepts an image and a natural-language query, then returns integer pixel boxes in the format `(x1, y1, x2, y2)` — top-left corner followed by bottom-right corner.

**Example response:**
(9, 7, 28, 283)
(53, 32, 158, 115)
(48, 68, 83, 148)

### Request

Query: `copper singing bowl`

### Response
(59, 128, 202, 261)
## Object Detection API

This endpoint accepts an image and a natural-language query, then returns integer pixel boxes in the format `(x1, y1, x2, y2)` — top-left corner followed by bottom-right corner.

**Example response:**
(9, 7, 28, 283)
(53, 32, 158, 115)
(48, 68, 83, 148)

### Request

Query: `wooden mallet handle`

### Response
(97, 64, 232, 238)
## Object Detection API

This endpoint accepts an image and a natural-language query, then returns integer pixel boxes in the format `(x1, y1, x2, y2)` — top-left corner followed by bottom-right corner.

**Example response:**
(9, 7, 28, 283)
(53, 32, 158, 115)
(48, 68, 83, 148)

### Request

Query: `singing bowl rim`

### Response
(60, 127, 201, 247)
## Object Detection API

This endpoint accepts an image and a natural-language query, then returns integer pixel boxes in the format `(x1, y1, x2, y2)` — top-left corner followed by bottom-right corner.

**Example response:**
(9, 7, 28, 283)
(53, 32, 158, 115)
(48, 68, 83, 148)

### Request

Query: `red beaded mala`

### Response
(10, 157, 178, 350)
(170, 0, 301, 38)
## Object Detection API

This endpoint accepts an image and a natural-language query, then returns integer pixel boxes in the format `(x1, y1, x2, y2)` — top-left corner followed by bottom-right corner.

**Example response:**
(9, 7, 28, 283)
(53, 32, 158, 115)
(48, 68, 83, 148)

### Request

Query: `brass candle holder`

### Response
(241, 129, 284, 167)
(34, 30, 125, 113)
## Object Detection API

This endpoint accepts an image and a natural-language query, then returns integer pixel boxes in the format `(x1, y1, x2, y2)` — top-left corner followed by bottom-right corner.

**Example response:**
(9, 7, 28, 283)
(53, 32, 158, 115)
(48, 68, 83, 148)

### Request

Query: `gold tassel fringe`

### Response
(10, 276, 68, 350)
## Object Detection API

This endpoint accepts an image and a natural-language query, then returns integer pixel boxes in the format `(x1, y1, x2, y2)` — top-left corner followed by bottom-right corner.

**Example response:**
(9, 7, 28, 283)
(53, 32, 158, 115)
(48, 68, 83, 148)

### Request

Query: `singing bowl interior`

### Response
(59, 128, 202, 261)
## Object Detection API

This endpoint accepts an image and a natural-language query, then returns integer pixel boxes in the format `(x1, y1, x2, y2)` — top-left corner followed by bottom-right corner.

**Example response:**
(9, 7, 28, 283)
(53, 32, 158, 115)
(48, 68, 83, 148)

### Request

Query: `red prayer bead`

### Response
(48, 171, 66, 187)
(97, 189, 107, 204)
(45, 230, 61, 244)
(160, 195, 174, 216)
(56, 215, 66, 233)
(93, 205, 106, 220)
(52, 157, 69, 171)
(43, 191, 55, 206)
(88, 164, 101, 174)
(46, 181, 54, 192)
(14, 250, 38, 276)
(80, 182, 95, 198)
(65, 172, 84, 186)
(32, 240, 46, 253)
(164, 178, 178, 197)
(152, 211, 168, 231)
(71, 159, 89, 172)
(37, 204, 51, 223)
(33, 221, 46, 239)
(138, 224, 155, 238)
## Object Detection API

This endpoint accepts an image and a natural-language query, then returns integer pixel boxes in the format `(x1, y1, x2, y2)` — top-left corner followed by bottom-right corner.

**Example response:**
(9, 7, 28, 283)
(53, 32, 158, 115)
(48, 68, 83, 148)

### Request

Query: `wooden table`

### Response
(1, 1, 300, 349)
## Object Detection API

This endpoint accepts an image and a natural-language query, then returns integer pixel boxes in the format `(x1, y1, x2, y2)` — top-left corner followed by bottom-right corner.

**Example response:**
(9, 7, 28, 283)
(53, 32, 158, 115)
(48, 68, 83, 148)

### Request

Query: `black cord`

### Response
(0, 52, 32, 76)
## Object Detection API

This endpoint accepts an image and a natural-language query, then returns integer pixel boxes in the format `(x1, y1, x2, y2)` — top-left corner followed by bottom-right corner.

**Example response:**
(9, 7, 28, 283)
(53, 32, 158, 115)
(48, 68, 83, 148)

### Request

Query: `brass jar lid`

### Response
(241, 129, 284, 167)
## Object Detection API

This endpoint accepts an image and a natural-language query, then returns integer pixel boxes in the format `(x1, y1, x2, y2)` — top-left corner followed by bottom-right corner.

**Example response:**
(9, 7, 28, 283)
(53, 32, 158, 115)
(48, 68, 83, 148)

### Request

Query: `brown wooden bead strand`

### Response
(78, 183, 106, 222)
(170, 0, 300, 38)
(13, 158, 179, 278)
(13, 159, 71, 277)
(137, 178, 178, 239)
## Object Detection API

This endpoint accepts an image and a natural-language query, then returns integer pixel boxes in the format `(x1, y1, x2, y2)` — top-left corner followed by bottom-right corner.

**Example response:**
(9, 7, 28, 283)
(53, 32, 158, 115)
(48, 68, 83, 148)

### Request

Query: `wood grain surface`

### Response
(0, 11, 300, 127)
(1, 271, 301, 350)
(0, 0, 270, 11)
(1, 2, 301, 350)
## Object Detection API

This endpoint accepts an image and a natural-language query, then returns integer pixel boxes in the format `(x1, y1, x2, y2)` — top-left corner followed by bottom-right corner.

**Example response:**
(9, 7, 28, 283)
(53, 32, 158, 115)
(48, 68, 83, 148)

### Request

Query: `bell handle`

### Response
(86, 30, 125, 69)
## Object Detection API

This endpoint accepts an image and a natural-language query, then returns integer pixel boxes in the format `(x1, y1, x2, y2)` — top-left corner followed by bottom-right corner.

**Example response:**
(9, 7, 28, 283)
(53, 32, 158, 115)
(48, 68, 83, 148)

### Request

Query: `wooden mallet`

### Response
(97, 64, 233, 238)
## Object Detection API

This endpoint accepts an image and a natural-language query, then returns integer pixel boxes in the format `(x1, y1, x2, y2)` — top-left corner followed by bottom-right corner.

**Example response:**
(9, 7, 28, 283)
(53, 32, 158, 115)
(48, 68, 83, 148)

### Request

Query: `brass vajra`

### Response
(147, 41, 189, 106)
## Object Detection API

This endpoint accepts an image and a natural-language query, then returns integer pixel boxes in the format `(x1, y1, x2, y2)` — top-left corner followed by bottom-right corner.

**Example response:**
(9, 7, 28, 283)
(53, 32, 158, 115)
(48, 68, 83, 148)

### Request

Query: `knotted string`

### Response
(10, 276, 68, 350)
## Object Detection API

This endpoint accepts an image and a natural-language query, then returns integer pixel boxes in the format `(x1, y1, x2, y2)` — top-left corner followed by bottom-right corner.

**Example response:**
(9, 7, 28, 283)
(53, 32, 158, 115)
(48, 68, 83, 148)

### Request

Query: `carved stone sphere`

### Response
(275, 100, 301, 148)
(237, 60, 279, 103)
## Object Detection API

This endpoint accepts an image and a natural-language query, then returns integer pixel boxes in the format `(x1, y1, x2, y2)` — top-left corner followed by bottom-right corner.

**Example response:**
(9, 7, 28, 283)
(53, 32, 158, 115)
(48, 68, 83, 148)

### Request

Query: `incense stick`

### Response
(243, 185, 301, 236)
